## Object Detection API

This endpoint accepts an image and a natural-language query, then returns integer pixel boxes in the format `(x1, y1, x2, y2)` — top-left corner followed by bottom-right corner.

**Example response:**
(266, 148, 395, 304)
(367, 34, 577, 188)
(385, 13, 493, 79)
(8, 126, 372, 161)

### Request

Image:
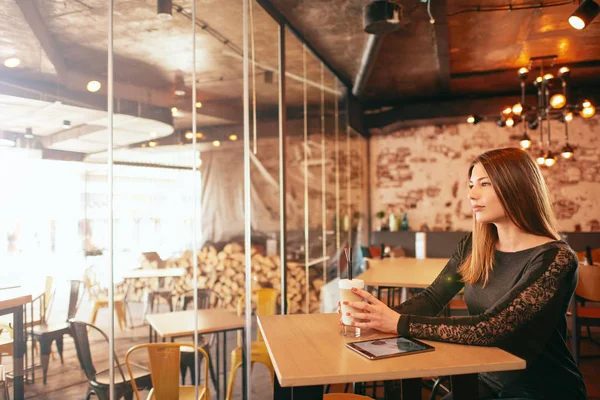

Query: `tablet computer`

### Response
(345, 336, 434, 360)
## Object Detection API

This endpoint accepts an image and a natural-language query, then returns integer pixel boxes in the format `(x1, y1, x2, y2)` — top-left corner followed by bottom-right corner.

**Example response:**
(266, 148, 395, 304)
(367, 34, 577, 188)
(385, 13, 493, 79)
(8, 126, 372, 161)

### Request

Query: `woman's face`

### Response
(468, 163, 507, 224)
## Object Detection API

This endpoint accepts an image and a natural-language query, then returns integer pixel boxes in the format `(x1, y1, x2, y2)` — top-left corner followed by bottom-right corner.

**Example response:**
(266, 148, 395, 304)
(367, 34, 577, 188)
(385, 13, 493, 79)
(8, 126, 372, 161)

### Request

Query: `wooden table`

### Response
(146, 309, 246, 400)
(258, 313, 525, 400)
(0, 289, 32, 400)
(357, 257, 449, 304)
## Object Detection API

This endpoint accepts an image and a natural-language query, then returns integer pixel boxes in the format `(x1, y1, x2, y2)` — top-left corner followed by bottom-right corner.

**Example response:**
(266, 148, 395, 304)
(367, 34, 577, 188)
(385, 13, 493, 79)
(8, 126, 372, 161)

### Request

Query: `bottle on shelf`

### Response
(401, 212, 409, 231)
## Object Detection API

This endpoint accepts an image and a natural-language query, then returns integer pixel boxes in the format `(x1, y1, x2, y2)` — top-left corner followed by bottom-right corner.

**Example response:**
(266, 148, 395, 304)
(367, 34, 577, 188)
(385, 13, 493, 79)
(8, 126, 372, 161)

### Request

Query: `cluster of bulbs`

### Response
(468, 64, 596, 167)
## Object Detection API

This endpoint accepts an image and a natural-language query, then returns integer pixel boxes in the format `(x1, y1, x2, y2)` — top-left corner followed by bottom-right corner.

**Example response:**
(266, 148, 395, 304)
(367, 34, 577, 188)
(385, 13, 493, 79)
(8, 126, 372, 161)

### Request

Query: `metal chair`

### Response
(569, 262, 600, 364)
(179, 289, 221, 387)
(126, 342, 210, 400)
(69, 320, 152, 400)
(30, 279, 81, 384)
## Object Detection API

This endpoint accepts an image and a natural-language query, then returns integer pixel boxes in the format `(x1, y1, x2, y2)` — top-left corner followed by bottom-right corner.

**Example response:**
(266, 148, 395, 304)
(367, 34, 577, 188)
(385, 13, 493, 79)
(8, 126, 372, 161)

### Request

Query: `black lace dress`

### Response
(393, 233, 588, 400)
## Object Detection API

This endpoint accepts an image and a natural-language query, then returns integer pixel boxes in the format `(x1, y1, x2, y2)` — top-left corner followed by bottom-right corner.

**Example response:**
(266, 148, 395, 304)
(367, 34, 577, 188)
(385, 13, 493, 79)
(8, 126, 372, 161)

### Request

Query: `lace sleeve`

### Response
(391, 233, 470, 317)
(396, 245, 578, 346)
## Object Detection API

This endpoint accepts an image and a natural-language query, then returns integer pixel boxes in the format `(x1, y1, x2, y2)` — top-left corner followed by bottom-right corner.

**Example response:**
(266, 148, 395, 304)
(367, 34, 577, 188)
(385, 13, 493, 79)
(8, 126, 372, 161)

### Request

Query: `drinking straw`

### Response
(343, 247, 352, 280)
(349, 246, 353, 280)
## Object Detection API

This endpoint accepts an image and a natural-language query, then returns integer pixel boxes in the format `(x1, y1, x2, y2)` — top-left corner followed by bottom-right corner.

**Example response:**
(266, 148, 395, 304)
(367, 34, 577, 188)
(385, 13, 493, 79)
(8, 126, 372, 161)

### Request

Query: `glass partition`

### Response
(0, 0, 355, 397)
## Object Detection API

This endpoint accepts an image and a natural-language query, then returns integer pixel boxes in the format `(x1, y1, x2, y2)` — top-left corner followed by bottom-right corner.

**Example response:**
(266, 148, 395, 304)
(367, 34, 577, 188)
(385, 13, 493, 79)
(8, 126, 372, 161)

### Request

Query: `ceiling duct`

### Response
(353, 1, 402, 98)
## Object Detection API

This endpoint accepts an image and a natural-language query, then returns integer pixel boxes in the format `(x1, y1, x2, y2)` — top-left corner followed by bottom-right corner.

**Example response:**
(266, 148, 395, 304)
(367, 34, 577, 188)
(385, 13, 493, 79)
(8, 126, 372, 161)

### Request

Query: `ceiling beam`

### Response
(451, 60, 600, 80)
(15, 0, 70, 82)
(431, 0, 450, 93)
(365, 89, 600, 132)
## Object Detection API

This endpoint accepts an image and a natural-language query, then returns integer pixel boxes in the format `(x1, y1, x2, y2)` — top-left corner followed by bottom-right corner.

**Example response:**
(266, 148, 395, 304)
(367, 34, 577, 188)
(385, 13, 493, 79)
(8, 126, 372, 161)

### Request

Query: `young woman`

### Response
(343, 148, 587, 399)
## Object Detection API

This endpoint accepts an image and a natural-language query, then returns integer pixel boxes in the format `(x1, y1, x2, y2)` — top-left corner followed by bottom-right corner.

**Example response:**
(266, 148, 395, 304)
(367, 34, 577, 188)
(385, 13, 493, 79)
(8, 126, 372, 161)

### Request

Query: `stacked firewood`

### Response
(166, 243, 323, 313)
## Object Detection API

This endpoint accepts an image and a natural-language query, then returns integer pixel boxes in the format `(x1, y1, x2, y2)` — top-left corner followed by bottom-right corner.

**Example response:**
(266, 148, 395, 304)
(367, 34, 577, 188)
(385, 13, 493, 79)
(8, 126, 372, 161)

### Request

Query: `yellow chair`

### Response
(324, 395, 373, 400)
(126, 343, 210, 400)
(0, 324, 13, 365)
(84, 268, 127, 330)
(225, 288, 278, 400)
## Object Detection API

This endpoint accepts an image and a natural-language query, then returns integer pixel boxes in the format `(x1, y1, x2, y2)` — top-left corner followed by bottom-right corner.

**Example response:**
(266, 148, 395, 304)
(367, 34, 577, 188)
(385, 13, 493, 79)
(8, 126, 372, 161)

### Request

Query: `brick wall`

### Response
(369, 118, 600, 232)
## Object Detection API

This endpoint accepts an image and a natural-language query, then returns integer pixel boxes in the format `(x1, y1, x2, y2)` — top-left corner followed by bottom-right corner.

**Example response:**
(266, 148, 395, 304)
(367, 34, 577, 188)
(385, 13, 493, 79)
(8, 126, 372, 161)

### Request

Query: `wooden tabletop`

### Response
(357, 258, 449, 288)
(258, 313, 525, 387)
(122, 267, 185, 279)
(146, 309, 244, 338)
(0, 288, 32, 311)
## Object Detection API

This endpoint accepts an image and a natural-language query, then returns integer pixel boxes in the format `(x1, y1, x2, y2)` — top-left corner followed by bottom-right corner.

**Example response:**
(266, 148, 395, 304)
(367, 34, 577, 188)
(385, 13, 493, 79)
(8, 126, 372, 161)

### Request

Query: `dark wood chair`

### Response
(69, 320, 152, 400)
(569, 262, 600, 365)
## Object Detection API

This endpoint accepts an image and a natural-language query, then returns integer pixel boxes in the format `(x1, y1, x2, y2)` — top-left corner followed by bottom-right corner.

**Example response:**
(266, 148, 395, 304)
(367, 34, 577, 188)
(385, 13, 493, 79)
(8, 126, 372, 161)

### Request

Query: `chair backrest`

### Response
(67, 280, 82, 321)
(236, 288, 278, 344)
(184, 288, 222, 311)
(576, 263, 600, 302)
(126, 343, 210, 400)
(69, 320, 127, 384)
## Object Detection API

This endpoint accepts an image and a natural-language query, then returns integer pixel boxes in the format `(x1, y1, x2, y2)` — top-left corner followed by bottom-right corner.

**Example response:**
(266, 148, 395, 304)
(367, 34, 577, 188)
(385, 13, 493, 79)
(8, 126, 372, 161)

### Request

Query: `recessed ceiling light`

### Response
(229, 134, 238, 141)
(212, 140, 220, 147)
(148, 140, 158, 147)
(174, 89, 186, 96)
(4, 57, 20, 68)
(87, 80, 101, 92)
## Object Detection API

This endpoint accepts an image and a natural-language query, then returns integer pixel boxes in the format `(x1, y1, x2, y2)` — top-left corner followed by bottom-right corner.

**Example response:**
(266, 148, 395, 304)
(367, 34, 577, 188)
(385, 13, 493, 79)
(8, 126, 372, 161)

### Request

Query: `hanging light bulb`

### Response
(518, 67, 529, 79)
(544, 151, 557, 167)
(564, 112, 574, 122)
(467, 114, 483, 124)
(502, 106, 512, 115)
(212, 140, 221, 147)
(581, 105, 596, 118)
(582, 99, 592, 108)
(185, 131, 193, 140)
(512, 103, 523, 116)
(505, 117, 515, 127)
(543, 73, 554, 82)
(537, 152, 546, 165)
(550, 94, 567, 109)
(561, 143, 574, 159)
(558, 66, 571, 78)
(519, 133, 532, 149)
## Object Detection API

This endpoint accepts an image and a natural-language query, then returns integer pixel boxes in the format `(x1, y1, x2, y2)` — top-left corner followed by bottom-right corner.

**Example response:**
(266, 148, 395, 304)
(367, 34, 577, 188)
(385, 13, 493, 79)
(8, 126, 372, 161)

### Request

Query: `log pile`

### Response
(166, 243, 322, 313)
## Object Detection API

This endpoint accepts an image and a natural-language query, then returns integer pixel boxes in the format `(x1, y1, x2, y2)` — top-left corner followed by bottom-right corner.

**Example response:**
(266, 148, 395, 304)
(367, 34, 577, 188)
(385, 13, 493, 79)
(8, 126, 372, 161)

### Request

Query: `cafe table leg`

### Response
(242, 328, 248, 400)
(13, 305, 25, 400)
(223, 331, 228, 400)
(450, 373, 479, 400)
(216, 332, 220, 400)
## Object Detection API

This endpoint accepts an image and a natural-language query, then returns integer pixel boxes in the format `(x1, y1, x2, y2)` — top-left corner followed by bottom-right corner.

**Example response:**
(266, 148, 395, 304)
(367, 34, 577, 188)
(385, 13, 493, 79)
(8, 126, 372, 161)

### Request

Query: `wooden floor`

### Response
(2, 301, 600, 400)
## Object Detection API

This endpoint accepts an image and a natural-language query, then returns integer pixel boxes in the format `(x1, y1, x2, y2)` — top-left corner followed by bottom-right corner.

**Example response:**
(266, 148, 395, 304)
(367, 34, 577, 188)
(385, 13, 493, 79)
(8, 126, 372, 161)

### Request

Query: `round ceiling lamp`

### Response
(87, 80, 101, 92)
(3, 57, 20, 68)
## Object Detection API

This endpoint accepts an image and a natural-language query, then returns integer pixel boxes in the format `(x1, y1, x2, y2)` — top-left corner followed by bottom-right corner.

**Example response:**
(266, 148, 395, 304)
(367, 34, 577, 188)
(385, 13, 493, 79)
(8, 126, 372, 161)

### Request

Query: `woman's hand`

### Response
(342, 287, 401, 334)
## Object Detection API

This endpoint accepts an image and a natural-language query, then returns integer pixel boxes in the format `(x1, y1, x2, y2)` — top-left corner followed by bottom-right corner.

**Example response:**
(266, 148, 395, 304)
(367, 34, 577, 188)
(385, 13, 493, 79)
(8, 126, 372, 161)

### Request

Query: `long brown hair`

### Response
(458, 147, 560, 286)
